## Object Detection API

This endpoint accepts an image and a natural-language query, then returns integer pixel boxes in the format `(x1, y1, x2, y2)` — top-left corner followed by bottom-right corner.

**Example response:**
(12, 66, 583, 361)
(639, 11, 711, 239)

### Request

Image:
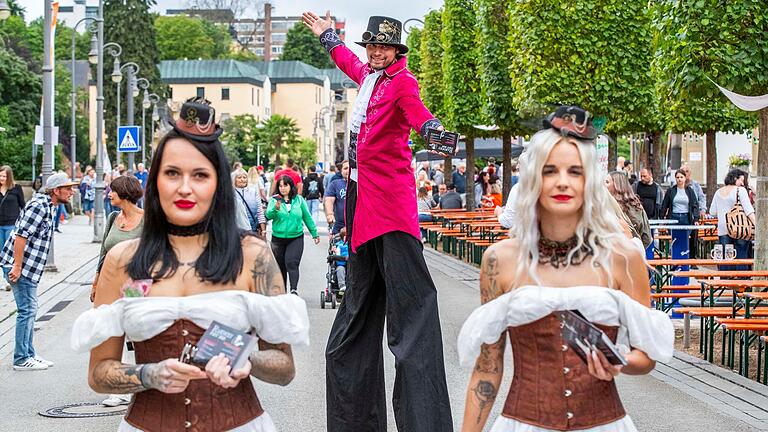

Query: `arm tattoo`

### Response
(249, 342, 295, 386)
(92, 360, 175, 393)
(250, 243, 285, 296)
(481, 250, 502, 302)
(472, 380, 498, 424)
(475, 337, 504, 374)
(92, 360, 150, 393)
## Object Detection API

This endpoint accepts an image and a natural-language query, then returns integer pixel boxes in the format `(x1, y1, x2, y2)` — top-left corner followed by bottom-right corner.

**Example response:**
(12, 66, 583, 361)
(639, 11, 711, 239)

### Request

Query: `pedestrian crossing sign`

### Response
(117, 126, 140, 153)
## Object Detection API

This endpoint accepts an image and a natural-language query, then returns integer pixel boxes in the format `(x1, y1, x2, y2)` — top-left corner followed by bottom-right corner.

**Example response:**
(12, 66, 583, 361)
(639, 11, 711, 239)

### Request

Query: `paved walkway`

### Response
(0, 217, 765, 431)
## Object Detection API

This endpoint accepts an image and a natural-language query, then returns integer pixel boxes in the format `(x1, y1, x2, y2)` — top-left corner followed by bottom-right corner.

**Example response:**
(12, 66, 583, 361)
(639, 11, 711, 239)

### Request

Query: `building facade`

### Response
(89, 60, 358, 169)
(56, 0, 99, 27)
(165, 3, 345, 61)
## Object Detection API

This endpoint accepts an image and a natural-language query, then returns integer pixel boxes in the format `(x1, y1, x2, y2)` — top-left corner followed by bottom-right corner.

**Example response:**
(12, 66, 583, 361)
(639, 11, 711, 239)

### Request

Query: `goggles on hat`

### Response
(543, 105, 598, 141)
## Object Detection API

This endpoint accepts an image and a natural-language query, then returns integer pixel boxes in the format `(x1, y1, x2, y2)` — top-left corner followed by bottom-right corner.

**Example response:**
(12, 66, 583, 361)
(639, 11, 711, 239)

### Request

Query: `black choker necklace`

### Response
(167, 220, 210, 237)
(537, 234, 593, 268)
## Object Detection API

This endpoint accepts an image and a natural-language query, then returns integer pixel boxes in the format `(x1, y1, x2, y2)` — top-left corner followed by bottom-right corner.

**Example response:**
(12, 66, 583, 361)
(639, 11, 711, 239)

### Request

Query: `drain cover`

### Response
(38, 402, 127, 418)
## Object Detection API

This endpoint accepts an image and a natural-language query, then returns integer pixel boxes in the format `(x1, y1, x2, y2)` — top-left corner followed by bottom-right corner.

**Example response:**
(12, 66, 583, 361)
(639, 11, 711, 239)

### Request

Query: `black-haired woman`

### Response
(71, 99, 309, 432)
(266, 175, 319, 295)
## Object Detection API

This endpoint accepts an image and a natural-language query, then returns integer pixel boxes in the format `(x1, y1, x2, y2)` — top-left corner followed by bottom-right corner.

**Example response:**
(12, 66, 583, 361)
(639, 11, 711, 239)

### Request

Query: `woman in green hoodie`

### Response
(266, 175, 319, 295)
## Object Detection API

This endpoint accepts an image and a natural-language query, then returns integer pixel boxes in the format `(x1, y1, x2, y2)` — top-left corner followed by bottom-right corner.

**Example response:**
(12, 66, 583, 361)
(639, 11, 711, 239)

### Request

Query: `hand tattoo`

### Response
(250, 242, 285, 296)
(473, 380, 498, 424)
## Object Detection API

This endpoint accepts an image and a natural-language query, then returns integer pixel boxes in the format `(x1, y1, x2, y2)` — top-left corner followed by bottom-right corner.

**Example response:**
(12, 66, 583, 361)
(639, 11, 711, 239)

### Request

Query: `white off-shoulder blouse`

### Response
(458, 285, 675, 432)
(72, 290, 310, 432)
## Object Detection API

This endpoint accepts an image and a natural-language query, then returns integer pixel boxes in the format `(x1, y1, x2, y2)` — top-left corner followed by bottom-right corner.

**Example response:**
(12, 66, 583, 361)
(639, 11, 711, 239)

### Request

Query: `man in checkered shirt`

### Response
(1, 173, 77, 371)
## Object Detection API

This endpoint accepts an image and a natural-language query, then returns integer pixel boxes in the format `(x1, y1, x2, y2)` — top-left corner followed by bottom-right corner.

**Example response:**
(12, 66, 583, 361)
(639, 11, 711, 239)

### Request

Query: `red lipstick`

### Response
(174, 200, 196, 209)
(552, 195, 572, 202)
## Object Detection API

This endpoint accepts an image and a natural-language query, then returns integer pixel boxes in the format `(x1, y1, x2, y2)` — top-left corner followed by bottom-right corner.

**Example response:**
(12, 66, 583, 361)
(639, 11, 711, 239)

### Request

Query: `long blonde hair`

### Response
(0, 166, 15, 189)
(512, 129, 632, 287)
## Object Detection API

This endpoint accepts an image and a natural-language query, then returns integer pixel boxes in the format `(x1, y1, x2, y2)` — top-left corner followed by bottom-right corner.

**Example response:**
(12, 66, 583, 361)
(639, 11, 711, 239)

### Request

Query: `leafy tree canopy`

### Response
(280, 24, 335, 69)
(155, 15, 215, 60)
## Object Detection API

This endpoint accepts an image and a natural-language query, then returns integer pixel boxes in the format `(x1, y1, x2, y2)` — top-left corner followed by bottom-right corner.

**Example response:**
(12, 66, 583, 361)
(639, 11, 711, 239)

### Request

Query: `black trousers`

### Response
(270, 235, 304, 292)
(325, 180, 453, 431)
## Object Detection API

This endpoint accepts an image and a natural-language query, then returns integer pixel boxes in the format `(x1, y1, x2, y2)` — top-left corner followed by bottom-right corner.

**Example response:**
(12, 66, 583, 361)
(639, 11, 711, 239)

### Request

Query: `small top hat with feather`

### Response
(543, 105, 598, 141)
(171, 97, 223, 142)
(355, 16, 408, 54)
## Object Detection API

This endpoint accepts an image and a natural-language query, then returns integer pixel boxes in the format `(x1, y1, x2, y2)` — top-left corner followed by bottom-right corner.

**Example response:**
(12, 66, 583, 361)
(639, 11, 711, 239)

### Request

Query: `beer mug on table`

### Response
(710, 244, 723, 260)
(724, 244, 737, 260)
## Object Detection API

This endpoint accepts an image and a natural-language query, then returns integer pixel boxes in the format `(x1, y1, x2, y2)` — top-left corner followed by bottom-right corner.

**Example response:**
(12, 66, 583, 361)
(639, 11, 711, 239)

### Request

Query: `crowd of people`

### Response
(0, 9, 753, 432)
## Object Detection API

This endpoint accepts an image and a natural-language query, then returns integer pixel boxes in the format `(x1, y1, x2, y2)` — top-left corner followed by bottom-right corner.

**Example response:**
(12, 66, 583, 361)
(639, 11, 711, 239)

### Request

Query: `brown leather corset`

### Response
(125, 319, 264, 432)
(501, 313, 625, 431)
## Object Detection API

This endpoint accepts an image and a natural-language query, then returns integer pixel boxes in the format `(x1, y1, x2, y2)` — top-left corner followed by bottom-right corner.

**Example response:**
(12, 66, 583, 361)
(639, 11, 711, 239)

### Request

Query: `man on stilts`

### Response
(303, 11, 453, 432)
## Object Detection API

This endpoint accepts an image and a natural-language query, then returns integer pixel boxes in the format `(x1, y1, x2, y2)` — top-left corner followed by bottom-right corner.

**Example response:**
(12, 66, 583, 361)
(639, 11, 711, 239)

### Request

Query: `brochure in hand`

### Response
(559, 310, 627, 366)
(179, 320, 257, 375)
(426, 128, 459, 156)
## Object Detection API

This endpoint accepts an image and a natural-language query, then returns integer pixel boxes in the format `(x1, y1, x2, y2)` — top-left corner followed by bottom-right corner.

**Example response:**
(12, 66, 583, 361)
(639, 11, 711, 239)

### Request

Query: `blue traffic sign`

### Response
(117, 126, 140, 153)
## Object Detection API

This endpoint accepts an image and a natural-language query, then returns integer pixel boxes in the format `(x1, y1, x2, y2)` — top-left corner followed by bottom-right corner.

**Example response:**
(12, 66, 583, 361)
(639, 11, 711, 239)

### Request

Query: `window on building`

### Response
(196, 87, 205, 98)
(59, 6, 74, 12)
(220, 113, 230, 122)
(271, 33, 286, 43)
(251, 88, 254, 105)
(222, 87, 230, 100)
(255, 48, 264, 56)
(336, 111, 343, 123)
(85, 6, 98, 18)
(271, 21, 287, 30)
(255, 35, 265, 43)
(169, 87, 173, 99)
(271, 46, 283, 54)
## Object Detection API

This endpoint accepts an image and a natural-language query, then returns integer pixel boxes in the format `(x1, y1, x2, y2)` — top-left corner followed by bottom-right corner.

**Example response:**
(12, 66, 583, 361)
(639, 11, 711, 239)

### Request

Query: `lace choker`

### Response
(537, 234, 593, 268)
(167, 220, 210, 237)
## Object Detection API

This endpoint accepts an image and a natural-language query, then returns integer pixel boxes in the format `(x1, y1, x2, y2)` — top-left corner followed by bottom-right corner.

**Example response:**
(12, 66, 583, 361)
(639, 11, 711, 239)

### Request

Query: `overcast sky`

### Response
(23, 0, 445, 58)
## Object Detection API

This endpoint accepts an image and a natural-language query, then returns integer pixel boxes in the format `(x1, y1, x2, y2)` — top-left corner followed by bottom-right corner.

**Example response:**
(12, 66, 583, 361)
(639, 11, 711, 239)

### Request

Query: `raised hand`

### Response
(302, 10, 333, 37)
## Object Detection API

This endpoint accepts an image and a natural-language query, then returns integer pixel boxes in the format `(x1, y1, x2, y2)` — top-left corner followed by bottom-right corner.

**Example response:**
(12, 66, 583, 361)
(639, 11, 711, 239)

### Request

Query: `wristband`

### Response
(138, 364, 151, 389)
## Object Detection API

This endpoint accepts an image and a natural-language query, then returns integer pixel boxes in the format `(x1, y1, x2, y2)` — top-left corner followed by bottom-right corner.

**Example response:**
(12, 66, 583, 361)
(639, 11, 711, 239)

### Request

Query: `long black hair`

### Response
(127, 129, 243, 284)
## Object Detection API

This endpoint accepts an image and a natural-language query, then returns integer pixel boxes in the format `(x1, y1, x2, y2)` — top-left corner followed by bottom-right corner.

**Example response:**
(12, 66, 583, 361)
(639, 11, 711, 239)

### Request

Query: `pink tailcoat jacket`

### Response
(321, 29, 442, 251)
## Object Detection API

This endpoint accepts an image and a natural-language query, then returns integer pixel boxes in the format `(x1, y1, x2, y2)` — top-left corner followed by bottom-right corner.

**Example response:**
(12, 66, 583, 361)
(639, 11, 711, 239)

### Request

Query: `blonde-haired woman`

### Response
(606, 171, 652, 248)
(458, 107, 674, 432)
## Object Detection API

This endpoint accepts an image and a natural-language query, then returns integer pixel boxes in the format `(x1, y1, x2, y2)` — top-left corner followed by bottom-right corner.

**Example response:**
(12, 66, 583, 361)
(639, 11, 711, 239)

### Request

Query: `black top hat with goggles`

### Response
(543, 105, 599, 141)
(171, 97, 223, 142)
(355, 16, 409, 54)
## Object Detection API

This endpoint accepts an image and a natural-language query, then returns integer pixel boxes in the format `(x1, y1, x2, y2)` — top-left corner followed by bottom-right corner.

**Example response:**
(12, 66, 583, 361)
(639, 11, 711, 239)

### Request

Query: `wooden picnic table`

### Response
(673, 270, 768, 279)
(648, 258, 755, 288)
(698, 279, 768, 367)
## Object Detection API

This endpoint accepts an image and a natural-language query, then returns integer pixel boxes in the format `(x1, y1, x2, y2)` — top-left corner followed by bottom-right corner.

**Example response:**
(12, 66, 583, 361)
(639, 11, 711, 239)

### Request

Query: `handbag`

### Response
(726, 188, 755, 240)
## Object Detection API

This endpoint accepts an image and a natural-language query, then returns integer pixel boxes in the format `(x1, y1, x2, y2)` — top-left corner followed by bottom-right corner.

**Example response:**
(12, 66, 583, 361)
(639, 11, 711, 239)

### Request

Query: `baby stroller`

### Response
(321, 233, 347, 309)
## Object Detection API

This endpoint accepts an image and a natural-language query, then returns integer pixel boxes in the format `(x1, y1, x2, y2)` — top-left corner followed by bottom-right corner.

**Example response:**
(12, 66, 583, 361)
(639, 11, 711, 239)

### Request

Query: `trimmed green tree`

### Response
(261, 114, 301, 167)
(477, 0, 526, 200)
(652, 0, 756, 208)
(281, 24, 335, 69)
(155, 16, 215, 60)
(443, 0, 483, 209)
(103, 0, 165, 164)
(405, 25, 426, 153)
(508, 0, 659, 169)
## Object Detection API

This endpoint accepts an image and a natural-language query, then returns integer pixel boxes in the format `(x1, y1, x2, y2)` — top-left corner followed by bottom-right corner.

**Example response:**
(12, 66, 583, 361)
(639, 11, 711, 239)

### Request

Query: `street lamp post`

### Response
(120, 63, 140, 174)
(70, 18, 98, 183)
(136, 78, 150, 167)
(43, 0, 57, 271)
(148, 93, 159, 165)
(0, 0, 11, 20)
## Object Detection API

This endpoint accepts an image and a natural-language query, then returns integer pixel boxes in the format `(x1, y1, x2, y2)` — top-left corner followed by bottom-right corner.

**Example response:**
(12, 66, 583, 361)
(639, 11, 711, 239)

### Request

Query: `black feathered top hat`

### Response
(171, 97, 223, 142)
(355, 16, 408, 54)
(543, 105, 598, 141)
